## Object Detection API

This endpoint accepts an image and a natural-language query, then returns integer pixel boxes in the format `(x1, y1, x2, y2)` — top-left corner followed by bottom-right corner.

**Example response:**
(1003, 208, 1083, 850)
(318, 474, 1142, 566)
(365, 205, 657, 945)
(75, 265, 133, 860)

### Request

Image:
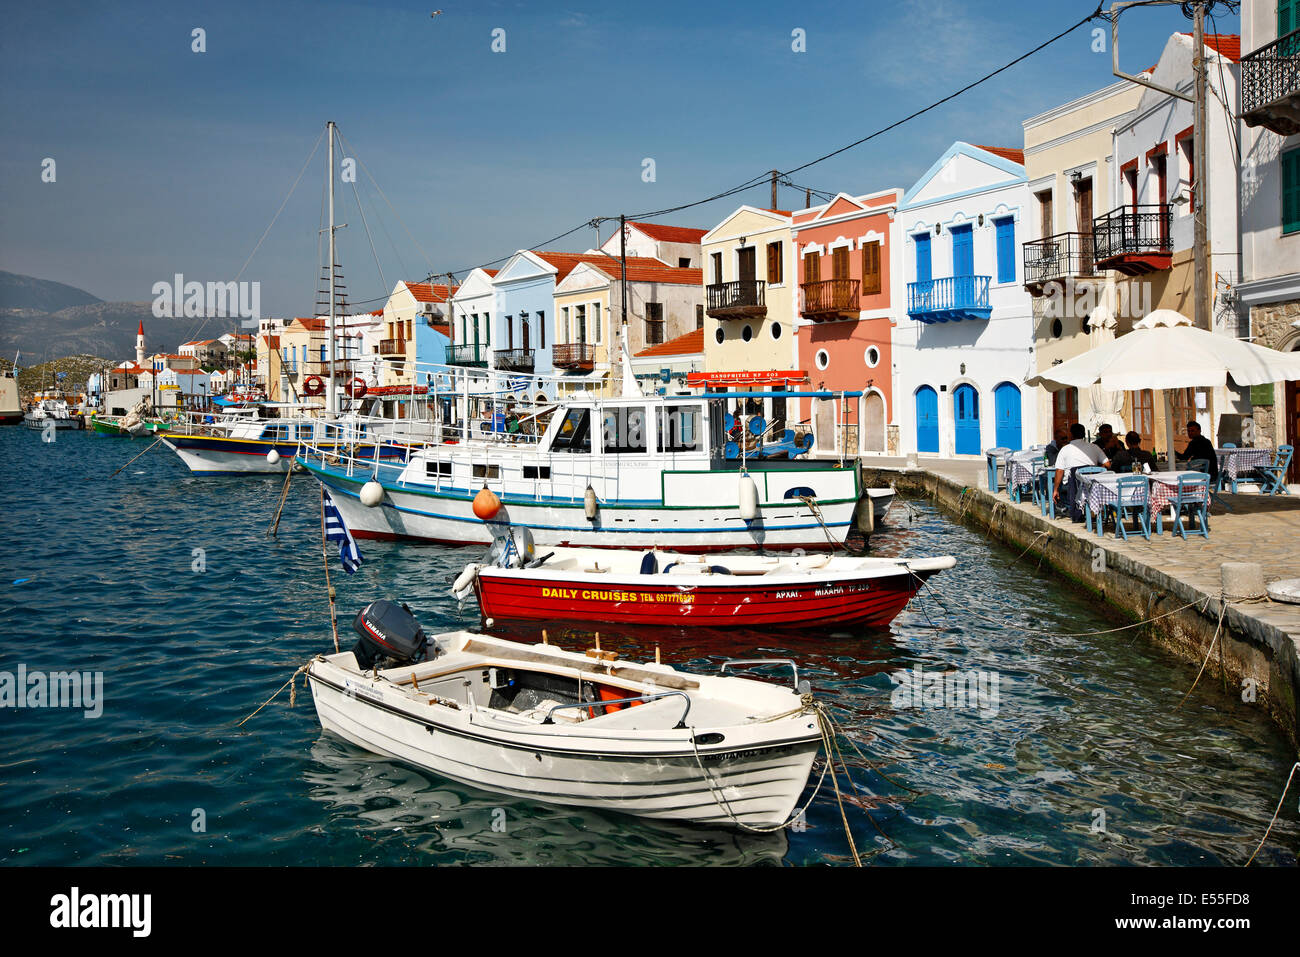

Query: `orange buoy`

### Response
(472, 484, 501, 520)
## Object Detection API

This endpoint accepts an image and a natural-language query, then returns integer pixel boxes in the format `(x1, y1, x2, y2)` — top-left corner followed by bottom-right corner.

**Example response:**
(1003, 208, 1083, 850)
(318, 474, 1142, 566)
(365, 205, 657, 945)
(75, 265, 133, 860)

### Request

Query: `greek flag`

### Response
(322, 488, 363, 574)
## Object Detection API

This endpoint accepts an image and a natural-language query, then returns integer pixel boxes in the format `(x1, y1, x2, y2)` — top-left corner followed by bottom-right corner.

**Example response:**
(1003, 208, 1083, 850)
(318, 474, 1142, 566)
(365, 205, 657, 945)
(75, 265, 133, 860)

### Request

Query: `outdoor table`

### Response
(1217, 447, 1272, 491)
(1147, 470, 1209, 531)
(1006, 452, 1046, 503)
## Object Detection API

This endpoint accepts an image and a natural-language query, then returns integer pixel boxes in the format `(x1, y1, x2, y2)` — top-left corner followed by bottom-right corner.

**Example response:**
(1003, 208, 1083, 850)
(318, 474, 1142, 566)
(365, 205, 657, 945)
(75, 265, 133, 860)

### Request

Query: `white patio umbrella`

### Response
(1085, 302, 1125, 433)
(1025, 309, 1300, 470)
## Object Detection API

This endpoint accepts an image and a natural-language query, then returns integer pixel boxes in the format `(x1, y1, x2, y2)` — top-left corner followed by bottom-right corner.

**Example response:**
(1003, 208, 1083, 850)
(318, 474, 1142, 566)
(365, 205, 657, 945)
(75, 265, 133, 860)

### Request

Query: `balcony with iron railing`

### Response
(1022, 232, 1096, 294)
(906, 275, 992, 324)
(800, 278, 860, 321)
(706, 279, 766, 319)
(494, 348, 535, 372)
(1241, 28, 1300, 136)
(447, 343, 489, 367)
(302, 361, 354, 378)
(552, 342, 595, 370)
(1091, 204, 1172, 276)
(378, 338, 406, 356)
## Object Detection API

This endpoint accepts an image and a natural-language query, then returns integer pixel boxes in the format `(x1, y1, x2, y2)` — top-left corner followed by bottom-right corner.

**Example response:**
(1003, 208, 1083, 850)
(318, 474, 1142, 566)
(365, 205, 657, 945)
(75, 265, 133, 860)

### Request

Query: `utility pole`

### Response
(1192, 2, 1210, 332)
(327, 120, 337, 416)
(771, 170, 779, 209)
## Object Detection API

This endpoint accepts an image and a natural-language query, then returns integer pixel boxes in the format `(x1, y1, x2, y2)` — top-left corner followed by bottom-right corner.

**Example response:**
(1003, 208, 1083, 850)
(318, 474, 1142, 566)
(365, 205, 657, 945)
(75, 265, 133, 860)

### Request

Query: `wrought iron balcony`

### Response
(906, 275, 991, 323)
(447, 343, 488, 367)
(378, 338, 405, 356)
(1091, 204, 1172, 276)
(552, 343, 595, 370)
(800, 278, 860, 321)
(494, 348, 535, 372)
(706, 279, 766, 319)
(1241, 29, 1300, 136)
(1022, 232, 1096, 294)
(302, 361, 353, 378)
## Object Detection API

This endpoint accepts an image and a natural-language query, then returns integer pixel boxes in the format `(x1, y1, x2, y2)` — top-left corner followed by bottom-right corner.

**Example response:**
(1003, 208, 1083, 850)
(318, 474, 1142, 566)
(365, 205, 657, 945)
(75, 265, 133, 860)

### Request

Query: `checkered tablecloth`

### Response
(1147, 471, 1209, 517)
(1217, 448, 1272, 480)
(1079, 473, 1147, 519)
(1006, 454, 1043, 492)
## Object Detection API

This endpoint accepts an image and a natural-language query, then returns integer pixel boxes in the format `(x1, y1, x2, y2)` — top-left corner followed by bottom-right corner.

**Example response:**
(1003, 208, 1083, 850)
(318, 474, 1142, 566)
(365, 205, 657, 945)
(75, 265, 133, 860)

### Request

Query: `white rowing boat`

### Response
(307, 628, 822, 827)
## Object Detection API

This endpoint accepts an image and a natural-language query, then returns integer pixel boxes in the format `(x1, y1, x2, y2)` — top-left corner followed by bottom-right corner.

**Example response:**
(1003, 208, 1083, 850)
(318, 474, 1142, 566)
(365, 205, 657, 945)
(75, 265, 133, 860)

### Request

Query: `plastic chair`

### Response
(1257, 445, 1293, 495)
(1221, 442, 1236, 448)
(1157, 473, 1210, 539)
(1104, 475, 1150, 541)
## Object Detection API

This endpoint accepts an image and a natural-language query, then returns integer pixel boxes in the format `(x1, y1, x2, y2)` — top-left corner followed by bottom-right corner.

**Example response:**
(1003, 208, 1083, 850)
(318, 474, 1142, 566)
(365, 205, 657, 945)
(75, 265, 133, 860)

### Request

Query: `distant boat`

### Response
(0, 362, 19, 425)
(23, 394, 83, 430)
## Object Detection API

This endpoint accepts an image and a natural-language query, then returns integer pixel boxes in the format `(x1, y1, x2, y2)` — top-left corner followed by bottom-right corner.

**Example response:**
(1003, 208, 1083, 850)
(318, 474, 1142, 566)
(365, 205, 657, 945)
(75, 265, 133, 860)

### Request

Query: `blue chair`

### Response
(1221, 442, 1236, 448)
(1076, 466, 1107, 532)
(985, 447, 1012, 493)
(1103, 475, 1151, 541)
(1041, 466, 1063, 519)
(1257, 445, 1293, 495)
(1158, 474, 1210, 539)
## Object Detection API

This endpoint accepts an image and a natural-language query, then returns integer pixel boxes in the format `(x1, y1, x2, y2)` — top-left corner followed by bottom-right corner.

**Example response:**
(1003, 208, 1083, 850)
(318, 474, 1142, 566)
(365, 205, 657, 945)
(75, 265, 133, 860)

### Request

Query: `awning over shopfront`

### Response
(685, 370, 808, 388)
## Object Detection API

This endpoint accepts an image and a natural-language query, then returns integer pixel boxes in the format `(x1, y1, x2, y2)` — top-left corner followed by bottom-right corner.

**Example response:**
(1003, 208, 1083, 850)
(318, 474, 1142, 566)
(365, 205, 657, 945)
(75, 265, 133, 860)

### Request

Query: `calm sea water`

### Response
(0, 426, 1295, 866)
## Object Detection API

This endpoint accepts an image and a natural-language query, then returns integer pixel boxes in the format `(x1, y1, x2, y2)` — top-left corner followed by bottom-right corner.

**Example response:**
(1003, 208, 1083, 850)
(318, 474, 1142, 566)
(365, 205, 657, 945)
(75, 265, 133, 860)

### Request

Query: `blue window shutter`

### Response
(915, 234, 932, 284)
(1284, 149, 1300, 236)
(995, 217, 1016, 283)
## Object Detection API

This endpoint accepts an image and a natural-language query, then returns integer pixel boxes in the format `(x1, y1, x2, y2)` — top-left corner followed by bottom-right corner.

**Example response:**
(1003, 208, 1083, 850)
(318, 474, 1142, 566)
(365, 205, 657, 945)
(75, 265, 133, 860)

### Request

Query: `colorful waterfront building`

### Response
(791, 189, 902, 456)
(1022, 78, 1142, 442)
(380, 281, 454, 386)
(630, 327, 704, 396)
(1238, 0, 1300, 481)
(446, 268, 499, 373)
(1103, 32, 1242, 453)
(553, 260, 703, 398)
(893, 143, 1036, 457)
(697, 206, 800, 427)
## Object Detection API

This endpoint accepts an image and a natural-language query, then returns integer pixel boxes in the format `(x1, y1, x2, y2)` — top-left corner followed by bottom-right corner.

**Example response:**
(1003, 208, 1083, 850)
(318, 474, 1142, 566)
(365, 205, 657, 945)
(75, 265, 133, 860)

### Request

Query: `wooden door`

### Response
(1052, 387, 1078, 437)
(1131, 389, 1155, 451)
(1287, 378, 1299, 483)
(953, 384, 981, 455)
(916, 386, 939, 453)
(738, 247, 756, 282)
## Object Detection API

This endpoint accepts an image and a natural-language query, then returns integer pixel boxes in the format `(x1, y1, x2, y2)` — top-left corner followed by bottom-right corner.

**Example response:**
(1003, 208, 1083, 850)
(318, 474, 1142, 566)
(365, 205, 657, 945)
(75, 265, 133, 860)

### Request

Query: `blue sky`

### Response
(0, 0, 1239, 318)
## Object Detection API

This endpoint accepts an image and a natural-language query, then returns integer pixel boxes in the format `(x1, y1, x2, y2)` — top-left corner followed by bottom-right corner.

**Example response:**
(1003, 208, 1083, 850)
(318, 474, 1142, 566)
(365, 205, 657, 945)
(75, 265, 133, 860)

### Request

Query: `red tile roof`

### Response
(402, 282, 456, 303)
(634, 327, 704, 358)
(583, 263, 703, 285)
(974, 145, 1025, 165)
(627, 222, 707, 244)
(1183, 32, 1240, 62)
(531, 252, 668, 282)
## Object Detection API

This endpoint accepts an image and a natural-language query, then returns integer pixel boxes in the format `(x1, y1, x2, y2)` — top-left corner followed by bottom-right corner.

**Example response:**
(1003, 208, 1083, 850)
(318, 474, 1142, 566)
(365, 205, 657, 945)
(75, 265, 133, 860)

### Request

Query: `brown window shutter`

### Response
(804, 251, 819, 284)
(862, 242, 881, 295)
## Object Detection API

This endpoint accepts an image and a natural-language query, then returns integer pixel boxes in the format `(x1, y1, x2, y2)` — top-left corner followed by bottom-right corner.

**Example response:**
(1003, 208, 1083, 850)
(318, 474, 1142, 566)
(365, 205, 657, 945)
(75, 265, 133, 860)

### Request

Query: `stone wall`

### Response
(1249, 299, 1300, 448)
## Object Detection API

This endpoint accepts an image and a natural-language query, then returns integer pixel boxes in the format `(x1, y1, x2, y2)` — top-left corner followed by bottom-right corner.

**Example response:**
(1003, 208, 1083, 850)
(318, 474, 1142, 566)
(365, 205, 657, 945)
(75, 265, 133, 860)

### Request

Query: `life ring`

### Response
(303, 375, 325, 396)
(346, 378, 367, 399)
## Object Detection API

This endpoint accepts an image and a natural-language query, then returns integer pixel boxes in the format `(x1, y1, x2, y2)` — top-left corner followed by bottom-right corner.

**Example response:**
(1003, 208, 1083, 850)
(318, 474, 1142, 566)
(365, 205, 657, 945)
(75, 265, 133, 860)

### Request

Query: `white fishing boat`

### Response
(299, 390, 888, 551)
(307, 609, 822, 827)
(23, 394, 83, 430)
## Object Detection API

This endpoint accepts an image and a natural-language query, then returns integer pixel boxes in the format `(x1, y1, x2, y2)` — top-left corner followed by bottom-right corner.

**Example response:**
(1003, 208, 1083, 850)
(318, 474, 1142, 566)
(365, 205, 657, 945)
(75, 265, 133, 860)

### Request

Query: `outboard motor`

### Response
(484, 526, 537, 569)
(351, 599, 430, 671)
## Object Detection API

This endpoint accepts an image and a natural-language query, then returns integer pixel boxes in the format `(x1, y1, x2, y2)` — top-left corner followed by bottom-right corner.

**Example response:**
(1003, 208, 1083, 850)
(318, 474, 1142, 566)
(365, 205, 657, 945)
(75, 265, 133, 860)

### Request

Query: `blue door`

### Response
(914, 233, 932, 284)
(916, 386, 939, 453)
(951, 224, 974, 276)
(994, 382, 1022, 450)
(953, 384, 980, 454)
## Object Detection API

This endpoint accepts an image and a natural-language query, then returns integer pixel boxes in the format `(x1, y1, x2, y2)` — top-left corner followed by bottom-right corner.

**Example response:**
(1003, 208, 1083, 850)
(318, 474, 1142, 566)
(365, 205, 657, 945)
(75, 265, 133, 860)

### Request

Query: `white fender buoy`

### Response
(738, 472, 759, 521)
(451, 563, 479, 599)
(855, 494, 876, 535)
(360, 480, 384, 507)
(584, 485, 598, 521)
(266, 448, 281, 465)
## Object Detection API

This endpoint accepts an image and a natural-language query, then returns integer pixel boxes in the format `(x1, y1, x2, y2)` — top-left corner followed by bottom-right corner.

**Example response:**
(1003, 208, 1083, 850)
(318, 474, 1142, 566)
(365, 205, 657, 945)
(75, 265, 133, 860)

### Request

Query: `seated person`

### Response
(1045, 426, 1070, 467)
(1109, 431, 1156, 473)
(1053, 423, 1110, 521)
(1177, 420, 1218, 485)
(1095, 424, 1124, 458)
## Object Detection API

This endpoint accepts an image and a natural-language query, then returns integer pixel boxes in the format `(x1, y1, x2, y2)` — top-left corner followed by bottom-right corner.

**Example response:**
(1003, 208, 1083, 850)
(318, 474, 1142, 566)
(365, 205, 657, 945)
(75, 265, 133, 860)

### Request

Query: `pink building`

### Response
(792, 189, 902, 455)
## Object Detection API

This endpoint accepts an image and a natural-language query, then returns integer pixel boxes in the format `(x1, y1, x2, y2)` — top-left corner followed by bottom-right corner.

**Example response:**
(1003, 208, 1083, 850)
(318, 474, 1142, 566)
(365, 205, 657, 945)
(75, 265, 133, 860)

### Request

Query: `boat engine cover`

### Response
(351, 599, 429, 670)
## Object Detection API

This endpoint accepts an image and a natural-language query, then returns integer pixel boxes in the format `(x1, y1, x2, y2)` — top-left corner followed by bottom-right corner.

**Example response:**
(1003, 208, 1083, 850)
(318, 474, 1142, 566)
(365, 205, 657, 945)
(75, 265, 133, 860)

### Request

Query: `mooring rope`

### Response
(1245, 760, 1300, 866)
(1176, 594, 1228, 711)
(234, 662, 313, 728)
(107, 435, 164, 479)
(266, 464, 295, 538)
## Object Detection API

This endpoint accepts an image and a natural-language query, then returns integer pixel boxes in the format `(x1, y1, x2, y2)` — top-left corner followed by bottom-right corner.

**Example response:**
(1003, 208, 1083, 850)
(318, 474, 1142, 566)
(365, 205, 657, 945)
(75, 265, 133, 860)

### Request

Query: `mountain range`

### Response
(0, 270, 179, 362)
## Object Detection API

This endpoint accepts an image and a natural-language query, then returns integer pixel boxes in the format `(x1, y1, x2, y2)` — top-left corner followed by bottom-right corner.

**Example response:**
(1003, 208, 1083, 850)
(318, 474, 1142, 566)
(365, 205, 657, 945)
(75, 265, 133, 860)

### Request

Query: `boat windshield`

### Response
(551, 408, 591, 453)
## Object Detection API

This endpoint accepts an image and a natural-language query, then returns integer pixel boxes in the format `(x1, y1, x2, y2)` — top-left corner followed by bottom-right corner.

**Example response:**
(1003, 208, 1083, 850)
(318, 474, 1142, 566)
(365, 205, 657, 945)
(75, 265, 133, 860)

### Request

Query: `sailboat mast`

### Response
(327, 120, 337, 417)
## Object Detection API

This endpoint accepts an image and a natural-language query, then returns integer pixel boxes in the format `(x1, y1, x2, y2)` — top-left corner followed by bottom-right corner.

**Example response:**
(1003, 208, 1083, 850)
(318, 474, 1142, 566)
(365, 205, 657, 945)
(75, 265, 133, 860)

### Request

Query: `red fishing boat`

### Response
(452, 535, 954, 630)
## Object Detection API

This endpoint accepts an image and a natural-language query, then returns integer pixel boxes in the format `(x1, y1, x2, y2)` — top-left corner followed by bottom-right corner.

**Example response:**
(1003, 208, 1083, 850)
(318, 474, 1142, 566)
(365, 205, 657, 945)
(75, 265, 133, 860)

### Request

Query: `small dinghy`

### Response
(307, 600, 822, 827)
(452, 528, 955, 630)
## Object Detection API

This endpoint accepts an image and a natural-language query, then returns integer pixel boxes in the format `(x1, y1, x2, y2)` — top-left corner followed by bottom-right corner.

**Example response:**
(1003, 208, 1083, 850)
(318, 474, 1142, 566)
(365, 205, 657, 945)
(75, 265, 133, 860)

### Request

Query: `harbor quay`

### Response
(863, 458, 1300, 750)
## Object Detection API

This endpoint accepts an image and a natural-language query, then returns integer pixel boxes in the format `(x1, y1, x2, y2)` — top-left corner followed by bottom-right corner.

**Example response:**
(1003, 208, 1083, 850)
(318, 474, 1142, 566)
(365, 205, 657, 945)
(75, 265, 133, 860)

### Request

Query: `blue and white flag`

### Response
(322, 488, 363, 574)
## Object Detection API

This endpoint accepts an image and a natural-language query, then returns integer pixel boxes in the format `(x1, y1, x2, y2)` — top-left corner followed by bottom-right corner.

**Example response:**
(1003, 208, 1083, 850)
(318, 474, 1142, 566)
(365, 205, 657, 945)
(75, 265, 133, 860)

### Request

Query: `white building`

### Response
(893, 142, 1037, 457)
